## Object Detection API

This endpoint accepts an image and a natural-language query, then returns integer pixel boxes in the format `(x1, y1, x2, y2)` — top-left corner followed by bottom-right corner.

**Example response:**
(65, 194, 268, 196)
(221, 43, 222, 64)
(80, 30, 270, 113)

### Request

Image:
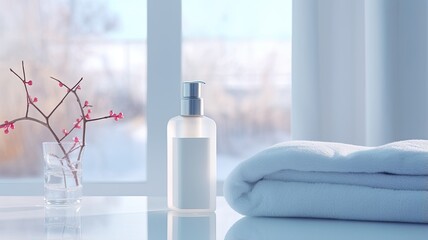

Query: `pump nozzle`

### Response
(181, 81, 205, 116)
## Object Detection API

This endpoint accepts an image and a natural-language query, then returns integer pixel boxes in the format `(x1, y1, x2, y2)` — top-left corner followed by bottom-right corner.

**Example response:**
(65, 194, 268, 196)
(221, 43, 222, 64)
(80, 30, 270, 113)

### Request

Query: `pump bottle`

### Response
(167, 81, 217, 212)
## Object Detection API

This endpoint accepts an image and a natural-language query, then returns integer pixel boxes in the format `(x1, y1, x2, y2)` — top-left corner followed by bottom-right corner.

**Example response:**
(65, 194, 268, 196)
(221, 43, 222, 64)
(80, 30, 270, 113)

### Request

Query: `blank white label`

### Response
(173, 137, 210, 209)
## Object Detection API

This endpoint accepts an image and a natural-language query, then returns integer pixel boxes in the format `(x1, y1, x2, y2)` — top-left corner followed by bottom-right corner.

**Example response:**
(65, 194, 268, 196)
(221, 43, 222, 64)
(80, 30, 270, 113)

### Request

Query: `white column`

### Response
(365, 0, 428, 146)
(147, 0, 181, 196)
(292, 0, 321, 141)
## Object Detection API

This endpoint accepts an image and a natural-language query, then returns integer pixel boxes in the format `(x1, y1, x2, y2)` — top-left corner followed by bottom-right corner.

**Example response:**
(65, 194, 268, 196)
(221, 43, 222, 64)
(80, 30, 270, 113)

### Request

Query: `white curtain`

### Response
(292, 0, 428, 146)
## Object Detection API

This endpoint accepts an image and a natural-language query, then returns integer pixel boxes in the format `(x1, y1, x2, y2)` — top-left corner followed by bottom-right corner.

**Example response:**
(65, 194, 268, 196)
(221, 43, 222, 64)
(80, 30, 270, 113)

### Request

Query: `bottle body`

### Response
(167, 115, 216, 212)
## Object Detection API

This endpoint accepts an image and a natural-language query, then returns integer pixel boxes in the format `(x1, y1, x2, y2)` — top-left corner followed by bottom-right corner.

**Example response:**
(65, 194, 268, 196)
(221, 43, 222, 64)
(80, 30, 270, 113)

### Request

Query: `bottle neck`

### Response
(181, 98, 204, 116)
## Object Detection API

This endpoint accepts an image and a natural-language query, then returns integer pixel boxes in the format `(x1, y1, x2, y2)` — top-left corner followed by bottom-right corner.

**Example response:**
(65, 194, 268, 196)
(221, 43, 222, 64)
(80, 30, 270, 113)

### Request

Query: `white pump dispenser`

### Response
(167, 81, 217, 212)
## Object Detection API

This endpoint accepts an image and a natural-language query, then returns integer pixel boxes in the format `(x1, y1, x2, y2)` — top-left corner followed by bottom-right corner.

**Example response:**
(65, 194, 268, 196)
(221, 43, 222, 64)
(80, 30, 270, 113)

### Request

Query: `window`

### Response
(1, 0, 292, 195)
(183, 0, 292, 180)
(0, 0, 147, 190)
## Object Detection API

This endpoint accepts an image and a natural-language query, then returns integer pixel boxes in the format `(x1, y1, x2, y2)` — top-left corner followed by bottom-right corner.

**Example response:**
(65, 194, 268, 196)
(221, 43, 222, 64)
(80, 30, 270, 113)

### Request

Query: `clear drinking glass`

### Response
(43, 142, 83, 205)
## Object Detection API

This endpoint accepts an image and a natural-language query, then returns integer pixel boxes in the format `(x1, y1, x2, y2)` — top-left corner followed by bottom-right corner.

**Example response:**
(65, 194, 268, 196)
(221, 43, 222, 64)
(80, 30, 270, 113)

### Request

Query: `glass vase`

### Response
(43, 142, 83, 205)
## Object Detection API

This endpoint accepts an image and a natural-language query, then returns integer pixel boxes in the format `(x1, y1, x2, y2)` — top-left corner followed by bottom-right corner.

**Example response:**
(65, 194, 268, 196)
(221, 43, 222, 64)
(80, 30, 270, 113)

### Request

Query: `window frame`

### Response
(0, 0, 181, 196)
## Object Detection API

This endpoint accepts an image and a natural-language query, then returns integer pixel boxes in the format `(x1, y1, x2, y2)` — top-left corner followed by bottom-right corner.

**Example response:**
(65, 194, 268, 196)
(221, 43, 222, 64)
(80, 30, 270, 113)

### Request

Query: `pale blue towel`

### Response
(224, 140, 428, 223)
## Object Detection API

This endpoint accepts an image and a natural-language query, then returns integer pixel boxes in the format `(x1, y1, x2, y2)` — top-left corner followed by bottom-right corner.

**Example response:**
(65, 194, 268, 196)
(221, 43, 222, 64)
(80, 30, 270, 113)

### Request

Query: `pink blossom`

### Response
(113, 112, 124, 121)
(62, 129, 68, 135)
(85, 109, 92, 119)
(73, 137, 79, 143)
(2, 120, 15, 134)
(76, 85, 81, 90)
(29, 96, 38, 103)
(109, 111, 124, 121)
(84, 100, 89, 107)
(59, 82, 64, 87)
(26, 80, 33, 86)
(74, 118, 82, 129)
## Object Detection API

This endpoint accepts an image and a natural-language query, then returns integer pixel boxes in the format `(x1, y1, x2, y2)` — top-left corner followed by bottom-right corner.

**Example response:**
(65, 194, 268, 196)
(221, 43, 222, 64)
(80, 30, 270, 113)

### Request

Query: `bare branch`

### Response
(0, 117, 47, 129)
(86, 115, 113, 122)
(9, 68, 24, 82)
(21, 61, 26, 81)
(3, 63, 122, 187)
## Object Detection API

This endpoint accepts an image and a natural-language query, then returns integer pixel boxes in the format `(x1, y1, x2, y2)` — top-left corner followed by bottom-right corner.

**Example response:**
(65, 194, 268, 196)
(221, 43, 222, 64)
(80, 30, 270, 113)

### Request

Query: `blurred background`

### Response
(183, 0, 292, 178)
(0, 0, 147, 182)
(0, 0, 291, 182)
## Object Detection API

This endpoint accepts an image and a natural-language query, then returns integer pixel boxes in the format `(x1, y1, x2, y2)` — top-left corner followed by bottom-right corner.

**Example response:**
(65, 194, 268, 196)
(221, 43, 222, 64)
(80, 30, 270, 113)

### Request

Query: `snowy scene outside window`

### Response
(0, 0, 147, 182)
(0, 0, 291, 183)
(183, 0, 292, 179)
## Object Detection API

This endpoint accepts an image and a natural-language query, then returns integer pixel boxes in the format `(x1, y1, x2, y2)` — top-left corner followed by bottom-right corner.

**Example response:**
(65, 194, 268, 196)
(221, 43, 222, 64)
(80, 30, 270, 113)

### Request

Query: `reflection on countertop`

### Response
(225, 216, 428, 240)
(45, 205, 81, 240)
(168, 211, 216, 240)
(0, 196, 234, 240)
(0, 197, 427, 240)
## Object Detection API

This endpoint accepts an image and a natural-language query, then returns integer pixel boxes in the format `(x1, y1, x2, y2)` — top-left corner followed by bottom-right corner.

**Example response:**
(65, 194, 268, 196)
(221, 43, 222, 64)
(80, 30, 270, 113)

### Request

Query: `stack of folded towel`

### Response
(223, 140, 428, 223)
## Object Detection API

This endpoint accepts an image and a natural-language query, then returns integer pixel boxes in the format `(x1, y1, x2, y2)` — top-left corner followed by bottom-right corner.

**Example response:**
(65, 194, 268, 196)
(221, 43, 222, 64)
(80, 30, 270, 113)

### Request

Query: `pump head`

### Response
(181, 81, 205, 116)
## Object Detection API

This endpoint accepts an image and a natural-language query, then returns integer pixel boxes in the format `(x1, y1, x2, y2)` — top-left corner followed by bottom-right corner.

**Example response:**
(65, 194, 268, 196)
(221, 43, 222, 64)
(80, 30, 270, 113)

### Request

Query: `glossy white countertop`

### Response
(0, 196, 427, 240)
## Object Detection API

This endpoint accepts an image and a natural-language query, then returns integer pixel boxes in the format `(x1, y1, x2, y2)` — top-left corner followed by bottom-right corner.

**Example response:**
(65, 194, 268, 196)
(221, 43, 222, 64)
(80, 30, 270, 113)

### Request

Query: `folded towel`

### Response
(223, 140, 428, 223)
(225, 217, 428, 240)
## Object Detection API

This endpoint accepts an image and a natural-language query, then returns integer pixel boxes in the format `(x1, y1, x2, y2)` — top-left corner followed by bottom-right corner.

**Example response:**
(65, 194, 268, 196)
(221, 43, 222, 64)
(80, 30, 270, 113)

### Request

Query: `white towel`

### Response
(224, 140, 428, 223)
